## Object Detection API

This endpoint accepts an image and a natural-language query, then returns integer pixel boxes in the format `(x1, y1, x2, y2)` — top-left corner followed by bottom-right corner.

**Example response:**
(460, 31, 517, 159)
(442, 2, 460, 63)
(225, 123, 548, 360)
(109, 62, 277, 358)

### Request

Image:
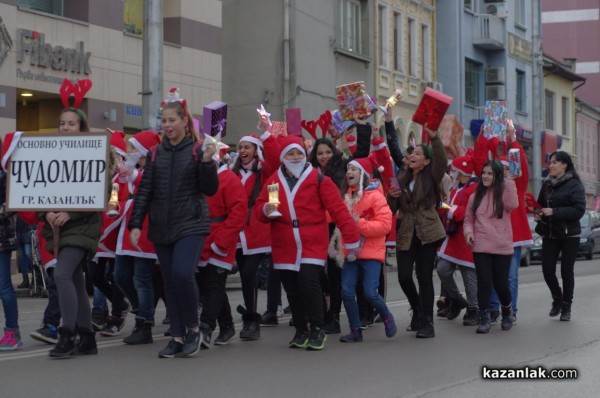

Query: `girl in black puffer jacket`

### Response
(534, 151, 585, 322)
(129, 94, 218, 358)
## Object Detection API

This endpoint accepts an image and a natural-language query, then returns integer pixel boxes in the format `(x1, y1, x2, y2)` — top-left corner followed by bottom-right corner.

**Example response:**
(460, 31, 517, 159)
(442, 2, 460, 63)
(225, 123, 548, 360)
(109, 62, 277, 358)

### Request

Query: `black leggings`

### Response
(397, 234, 442, 316)
(541, 237, 578, 304)
(235, 250, 265, 314)
(88, 258, 128, 317)
(54, 246, 92, 331)
(473, 252, 512, 311)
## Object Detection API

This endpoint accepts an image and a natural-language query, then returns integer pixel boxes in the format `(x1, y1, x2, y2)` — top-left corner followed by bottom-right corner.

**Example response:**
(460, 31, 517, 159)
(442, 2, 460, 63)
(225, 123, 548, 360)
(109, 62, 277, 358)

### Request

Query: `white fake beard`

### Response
(125, 151, 143, 169)
(283, 159, 306, 178)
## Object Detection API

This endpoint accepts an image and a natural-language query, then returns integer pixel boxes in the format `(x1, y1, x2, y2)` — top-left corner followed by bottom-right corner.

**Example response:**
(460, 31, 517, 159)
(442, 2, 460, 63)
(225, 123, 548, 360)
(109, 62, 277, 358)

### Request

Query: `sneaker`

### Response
(99, 316, 125, 337)
(462, 308, 479, 326)
(321, 316, 341, 335)
(179, 330, 201, 357)
(339, 328, 363, 343)
(30, 324, 58, 345)
(512, 315, 518, 325)
(0, 329, 23, 351)
(446, 296, 467, 320)
(283, 305, 292, 314)
(119, 301, 132, 319)
(158, 340, 183, 358)
(305, 328, 327, 351)
(382, 313, 397, 338)
(261, 311, 279, 327)
(288, 329, 309, 349)
(490, 310, 500, 325)
(17, 280, 30, 289)
(162, 317, 170, 325)
(200, 324, 212, 349)
(91, 309, 108, 332)
(359, 319, 369, 330)
(164, 327, 171, 337)
(214, 327, 235, 346)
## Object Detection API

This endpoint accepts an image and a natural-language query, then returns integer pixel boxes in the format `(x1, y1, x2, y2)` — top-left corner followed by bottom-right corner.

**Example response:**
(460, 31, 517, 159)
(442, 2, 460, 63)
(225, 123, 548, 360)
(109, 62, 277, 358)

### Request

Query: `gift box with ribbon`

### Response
(331, 110, 355, 136)
(202, 101, 228, 137)
(336, 81, 371, 121)
(482, 100, 508, 141)
(268, 121, 288, 137)
(412, 88, 453, 132)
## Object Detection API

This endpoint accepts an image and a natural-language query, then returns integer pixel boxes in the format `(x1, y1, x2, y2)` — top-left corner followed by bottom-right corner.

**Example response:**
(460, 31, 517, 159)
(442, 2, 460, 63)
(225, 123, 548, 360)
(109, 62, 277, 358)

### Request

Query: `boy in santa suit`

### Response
(255, 136, 361, 350)
(436, 154, 480, 326)
(111, 131, 161, 345)
(197, 147, 248, 347)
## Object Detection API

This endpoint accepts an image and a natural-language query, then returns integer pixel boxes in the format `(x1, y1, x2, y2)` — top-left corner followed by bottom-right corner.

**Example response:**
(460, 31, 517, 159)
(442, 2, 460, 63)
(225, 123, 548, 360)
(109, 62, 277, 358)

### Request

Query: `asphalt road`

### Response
(1, 257, 599, 398)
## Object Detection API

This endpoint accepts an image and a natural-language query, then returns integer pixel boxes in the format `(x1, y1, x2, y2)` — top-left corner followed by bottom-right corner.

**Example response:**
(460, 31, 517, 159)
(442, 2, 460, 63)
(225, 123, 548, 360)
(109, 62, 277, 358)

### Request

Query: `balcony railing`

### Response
(473, 14, 505, 50)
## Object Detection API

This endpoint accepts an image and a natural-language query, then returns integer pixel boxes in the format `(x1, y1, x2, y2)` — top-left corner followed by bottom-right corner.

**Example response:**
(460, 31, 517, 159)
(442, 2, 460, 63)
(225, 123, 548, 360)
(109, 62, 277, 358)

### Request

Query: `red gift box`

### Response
(202, 101, 227, 137)
(336, 81, 371, 121)
(286, 108, 302, 136)
(412, 88, 453, 132)
(268, 121, 287, 137)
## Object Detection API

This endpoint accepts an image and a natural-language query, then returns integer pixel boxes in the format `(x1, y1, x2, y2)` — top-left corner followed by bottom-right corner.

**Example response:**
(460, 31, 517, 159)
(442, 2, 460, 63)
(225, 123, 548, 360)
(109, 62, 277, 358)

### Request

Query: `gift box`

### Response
(412, 88, 453, 132)
(482, 100, 508, 140)
(336, 81, 371, 121)
(508, 148, 521, 177)
(268, 121, 288, 137)
(286, 108, 302, 136)
(330, 110, 355, 136)
(202, 101, 228, 137)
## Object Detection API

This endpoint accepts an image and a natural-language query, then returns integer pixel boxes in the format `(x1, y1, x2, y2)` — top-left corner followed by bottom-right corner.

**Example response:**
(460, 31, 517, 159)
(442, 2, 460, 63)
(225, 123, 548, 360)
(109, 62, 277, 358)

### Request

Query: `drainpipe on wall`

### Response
(531, 0, 543, 195)
(283, 0, 290, 109)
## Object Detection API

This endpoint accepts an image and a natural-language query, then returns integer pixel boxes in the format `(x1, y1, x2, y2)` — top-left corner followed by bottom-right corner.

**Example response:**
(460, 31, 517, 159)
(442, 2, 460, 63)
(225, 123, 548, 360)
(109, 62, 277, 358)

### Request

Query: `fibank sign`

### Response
(16, 29, 91, 75)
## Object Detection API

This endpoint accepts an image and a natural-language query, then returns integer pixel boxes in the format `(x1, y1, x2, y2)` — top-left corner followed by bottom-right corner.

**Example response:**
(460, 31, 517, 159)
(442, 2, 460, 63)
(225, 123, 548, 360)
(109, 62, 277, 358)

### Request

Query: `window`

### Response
(545, 91, 555, 130)
(393, 11, 403, 72)
(515, 0, 526, 27)
(124, 0, 143, 35)
(339, 0, 363, 55)
(18, 0, 63, 16)
(562, 96, 570, 137)
(408, 17, 417, 77)
(465, 59, 482, 106)
(516, 69, 526, 112)
(421, 24, 431, 81)
(378, 3, 388, 67)
(464, 0, 474, 12)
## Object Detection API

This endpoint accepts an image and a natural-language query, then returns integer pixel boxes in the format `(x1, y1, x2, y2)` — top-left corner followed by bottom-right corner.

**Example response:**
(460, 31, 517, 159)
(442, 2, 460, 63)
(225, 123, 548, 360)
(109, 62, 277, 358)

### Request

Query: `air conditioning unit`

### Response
(485, 2, 508, 19)
(424, 81, 444, 92)
(486, 67, 505, 84)
(486, 84, 506, 101)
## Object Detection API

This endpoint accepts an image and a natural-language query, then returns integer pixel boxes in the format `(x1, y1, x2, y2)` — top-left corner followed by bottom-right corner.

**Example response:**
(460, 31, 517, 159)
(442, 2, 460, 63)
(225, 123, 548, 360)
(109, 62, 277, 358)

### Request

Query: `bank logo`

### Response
(0, 17, 13, 66)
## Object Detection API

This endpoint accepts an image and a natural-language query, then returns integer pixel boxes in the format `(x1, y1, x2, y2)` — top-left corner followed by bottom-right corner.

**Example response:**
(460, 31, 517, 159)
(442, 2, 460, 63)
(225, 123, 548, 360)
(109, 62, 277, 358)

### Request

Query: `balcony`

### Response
(473, 14, 505, 50)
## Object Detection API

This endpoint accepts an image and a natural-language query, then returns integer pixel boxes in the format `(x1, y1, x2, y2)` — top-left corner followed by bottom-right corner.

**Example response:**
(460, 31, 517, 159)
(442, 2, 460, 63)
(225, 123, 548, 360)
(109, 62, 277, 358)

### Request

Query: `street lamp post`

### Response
(142, 0, 163, 130)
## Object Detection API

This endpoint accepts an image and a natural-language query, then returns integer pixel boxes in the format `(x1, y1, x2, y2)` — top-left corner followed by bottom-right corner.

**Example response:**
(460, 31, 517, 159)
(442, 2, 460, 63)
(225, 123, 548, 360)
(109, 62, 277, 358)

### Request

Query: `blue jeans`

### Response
(490, 246, 521, 314)
(17, 243, 33, 281)
(0, 251, 18, 329)
(92, 286, 108, 312)
(114, 255, 156, 322)
(154, 234, 205, 338)
(341, 259, 390, 330)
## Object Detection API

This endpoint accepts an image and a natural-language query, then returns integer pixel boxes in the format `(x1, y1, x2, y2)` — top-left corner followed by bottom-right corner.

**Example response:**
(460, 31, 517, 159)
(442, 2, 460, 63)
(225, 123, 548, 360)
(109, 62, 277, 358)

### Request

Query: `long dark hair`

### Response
(398, 144, 436, 208)
(308, 138, 345, 188)
(471, 160, 505, 219)
(231, 143, 262, 207)
(549, 151, 580, 180)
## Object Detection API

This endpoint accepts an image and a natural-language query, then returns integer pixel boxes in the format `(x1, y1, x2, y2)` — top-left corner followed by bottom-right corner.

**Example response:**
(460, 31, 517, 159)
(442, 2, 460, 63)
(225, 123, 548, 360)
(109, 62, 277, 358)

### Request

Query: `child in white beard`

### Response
(255, 136, 361, 351)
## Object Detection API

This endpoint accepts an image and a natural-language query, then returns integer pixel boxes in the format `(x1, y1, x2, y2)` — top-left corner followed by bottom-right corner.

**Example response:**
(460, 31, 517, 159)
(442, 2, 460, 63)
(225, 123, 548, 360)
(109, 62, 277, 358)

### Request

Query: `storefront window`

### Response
(18, 0, 63, 16)
(124, 0, 143, 35)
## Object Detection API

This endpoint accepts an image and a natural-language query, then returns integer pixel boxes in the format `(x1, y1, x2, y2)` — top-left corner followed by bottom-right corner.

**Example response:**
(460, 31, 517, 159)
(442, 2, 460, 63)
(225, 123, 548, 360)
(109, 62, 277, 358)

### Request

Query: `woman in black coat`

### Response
(534, 151, 585, 321)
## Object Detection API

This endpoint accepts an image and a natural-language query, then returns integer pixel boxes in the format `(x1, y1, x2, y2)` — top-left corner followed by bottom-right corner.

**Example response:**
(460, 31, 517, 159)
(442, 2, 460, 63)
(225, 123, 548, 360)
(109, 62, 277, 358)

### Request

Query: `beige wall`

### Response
(544, 74, 576, 156)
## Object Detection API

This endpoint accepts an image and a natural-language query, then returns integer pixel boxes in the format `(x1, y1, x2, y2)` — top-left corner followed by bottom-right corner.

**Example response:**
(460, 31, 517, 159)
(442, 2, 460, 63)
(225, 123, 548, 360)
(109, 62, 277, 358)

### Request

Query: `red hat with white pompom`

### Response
(348, 156, 384, 179)
(451, 155, 474, 176)
(239, 134, 264, 161)
(1, 131, 23, 170)
(129, 130, 161, 154)
(109, 130, 128, 159)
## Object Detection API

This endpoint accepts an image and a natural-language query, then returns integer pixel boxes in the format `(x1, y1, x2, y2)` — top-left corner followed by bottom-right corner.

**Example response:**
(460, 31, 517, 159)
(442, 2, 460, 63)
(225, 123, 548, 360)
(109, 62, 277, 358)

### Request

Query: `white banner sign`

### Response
(6, 132, 110, 211)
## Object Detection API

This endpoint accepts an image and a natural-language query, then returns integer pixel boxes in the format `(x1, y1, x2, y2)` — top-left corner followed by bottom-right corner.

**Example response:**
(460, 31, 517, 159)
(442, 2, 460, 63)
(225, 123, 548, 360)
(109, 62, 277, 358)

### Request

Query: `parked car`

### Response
(528, 214, 542, 264)
(577, 210, 600, 260)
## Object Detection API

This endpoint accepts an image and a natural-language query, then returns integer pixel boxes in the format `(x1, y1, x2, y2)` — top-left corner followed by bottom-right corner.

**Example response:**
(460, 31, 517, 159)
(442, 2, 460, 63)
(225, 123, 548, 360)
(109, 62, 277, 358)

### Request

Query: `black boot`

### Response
(549, 295, 563, 317)
(416, 315, 435, 338)
(75, 328, 98, 355)
(240, 313, 261, 340)
(49, 327, 77, 358)
(446, 295, 467, 320)
(462, 307, 479, 326)
(500, 304, 513, 331)
(560, 302, 571, 321)
(476, 309, 491, 334)
(123, 317, 153, 345)
(406, 308, 422, 332)
(322, 313, 341, 335)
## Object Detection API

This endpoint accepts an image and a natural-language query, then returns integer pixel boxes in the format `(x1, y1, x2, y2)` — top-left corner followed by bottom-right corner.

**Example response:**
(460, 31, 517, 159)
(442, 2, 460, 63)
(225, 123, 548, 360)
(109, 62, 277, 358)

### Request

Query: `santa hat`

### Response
(129, 130, 161, 154)
(347, 134, 357, 155)
(348, 156, 384, 179)
(499, 155, 509, 167)
(109, 130, 128, 159)
(239, 134, 264, 160)
(1, 131, 23, 170)
(451, 155, 474, 176)
(279, 135, 306, 161)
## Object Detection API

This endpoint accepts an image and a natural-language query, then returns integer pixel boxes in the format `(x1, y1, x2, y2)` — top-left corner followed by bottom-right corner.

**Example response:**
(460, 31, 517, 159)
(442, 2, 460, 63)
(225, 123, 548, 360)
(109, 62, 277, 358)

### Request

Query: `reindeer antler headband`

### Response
(60, 78, 92, 109)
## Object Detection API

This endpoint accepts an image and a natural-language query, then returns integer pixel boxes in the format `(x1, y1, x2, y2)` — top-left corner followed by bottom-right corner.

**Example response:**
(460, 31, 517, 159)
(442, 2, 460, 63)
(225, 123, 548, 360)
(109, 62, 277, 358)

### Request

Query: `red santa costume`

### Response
(370, 136, 398, 249)
(254, 136, 360, 347)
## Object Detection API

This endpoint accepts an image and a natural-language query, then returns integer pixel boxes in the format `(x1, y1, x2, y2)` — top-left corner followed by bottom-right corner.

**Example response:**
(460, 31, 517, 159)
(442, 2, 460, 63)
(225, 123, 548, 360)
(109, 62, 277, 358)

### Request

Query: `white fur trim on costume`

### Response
(210, 242, 228, 257)
(348, 159, 371, 179)
(2, 131, 23, 169)
(259, 131, 271, 142)
(448, 205, 458, 220)
(500, 160, 509, 167)
(129, 137, 148, 156)
(279, 143, 305, 161)
(239, 136, 263, 148)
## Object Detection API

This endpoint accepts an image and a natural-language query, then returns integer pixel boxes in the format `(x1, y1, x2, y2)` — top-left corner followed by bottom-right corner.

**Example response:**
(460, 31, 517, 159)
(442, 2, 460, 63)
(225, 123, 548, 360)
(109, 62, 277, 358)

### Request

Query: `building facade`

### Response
(576, 99, 600, 209)
(0, 0, 221, 135)
(435, 0, 534, 157)
(373, 0, 435, 147)
(542, 0, 600, 107)
(222, 0, 375, 145)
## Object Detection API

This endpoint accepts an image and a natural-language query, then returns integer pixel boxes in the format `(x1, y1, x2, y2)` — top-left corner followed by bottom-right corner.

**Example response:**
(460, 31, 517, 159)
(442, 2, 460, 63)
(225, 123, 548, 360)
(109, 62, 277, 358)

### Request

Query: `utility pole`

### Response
(142, 0, 163, 130)
(531, 0, 543, 195)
